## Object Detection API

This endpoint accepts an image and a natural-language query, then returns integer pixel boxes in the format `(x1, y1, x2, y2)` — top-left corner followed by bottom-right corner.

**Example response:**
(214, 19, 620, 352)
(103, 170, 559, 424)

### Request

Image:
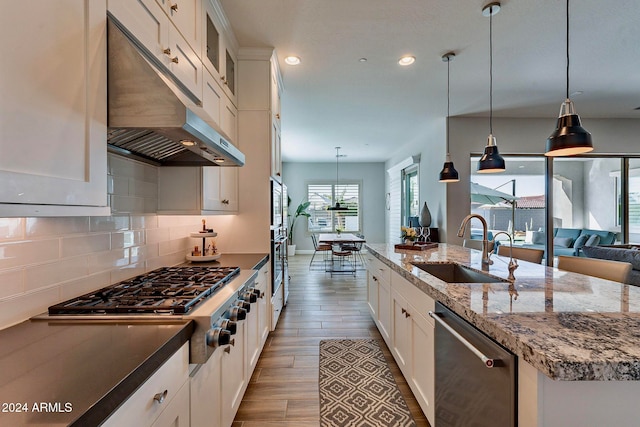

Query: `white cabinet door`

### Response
(203, 69, 223, 126)
(221, 320, 246, 427)
(157, 0, 201, 53)
(391, 288, 411, 374)
(150, 381, 190, 427)
(167, 23, 203, 100)
(0, 0, 108, 216)
(190, 347, 223, 427)
(108, 0, 170, 66)
(256, 265, 271, 345)
(408, 304, 435, 424)
(271, 120, 282, 181)
(367, 270, 379, 319)
(202, 167, 238, 213)
(377, 276, 392, 345)
(221, 96, 238, 143)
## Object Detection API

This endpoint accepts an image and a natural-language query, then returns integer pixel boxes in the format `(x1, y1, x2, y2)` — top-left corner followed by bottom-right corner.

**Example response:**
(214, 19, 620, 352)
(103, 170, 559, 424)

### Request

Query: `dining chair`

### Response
(497, 246, 544, 264)
(340, 234, 365, 267)
(330, 244, 356, 277)
(310, 234, 332, 270)
(557, 255, 632, 283)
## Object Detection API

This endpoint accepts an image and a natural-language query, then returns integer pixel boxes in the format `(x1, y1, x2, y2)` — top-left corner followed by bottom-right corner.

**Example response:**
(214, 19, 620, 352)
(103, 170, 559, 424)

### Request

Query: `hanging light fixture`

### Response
(328, 146, 348, 210)
(545, 0, 593, 156)
(477, 2, 506, 174)
(439, 52, 460, 183)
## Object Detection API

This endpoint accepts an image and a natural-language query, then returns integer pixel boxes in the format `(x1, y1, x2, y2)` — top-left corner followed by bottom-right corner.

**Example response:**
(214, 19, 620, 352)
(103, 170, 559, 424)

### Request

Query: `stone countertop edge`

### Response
(365, 243, 640, 382)
(70, 321, 194, 427)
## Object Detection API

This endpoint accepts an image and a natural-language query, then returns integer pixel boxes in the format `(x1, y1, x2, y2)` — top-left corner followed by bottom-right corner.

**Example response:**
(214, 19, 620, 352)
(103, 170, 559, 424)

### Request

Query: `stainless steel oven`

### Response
(271, 228, 286, 295)
(271, 178, 283, 228)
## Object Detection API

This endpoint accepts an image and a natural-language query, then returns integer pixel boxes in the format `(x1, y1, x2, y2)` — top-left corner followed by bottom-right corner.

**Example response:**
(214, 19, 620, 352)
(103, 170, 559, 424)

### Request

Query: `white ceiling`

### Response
(220, 0, 640, 162)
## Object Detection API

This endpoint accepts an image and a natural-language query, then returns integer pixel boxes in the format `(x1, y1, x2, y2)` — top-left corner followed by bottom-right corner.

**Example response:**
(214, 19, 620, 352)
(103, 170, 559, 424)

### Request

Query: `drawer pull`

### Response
(153, 390, 168, 404)
(170, 3, 178, 12)
(171, 56, 179, 64)
(372, 276, 378, 282)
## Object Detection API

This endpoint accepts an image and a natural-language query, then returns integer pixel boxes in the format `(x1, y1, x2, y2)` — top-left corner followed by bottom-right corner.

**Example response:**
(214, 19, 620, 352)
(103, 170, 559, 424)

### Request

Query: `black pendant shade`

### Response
(439, 154, 459, 182)
(439, 52, 460, 183)
(545, 0, 593, 156)
(545, 100, 593, 156)
(477, 135, 505, 173)
(328, 146, 349, 210)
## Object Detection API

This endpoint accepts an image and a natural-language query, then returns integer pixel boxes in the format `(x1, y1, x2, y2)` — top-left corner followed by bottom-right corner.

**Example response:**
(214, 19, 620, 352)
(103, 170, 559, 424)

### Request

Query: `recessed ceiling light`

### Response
(214, 158, 225, 164)
(180, 140, 196, 146)
(284, 56, 301, 65)
(398, 55, 415, 66)
(359, 58, 367, 62)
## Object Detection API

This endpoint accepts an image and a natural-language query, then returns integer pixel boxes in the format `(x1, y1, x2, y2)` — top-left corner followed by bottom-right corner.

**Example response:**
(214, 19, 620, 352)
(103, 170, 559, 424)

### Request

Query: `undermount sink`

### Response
(413, 262, 506, 283)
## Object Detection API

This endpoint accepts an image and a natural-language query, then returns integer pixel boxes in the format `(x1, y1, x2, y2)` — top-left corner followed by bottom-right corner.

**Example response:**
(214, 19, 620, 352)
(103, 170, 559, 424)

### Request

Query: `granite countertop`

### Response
(365, 243, 640, 381)
(0, 320, 193, 426)
(181, 253, 269, 270)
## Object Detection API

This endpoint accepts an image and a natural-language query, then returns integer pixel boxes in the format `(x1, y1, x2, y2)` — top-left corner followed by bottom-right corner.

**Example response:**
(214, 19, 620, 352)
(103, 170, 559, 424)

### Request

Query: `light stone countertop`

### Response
(365, 243, 640, 381)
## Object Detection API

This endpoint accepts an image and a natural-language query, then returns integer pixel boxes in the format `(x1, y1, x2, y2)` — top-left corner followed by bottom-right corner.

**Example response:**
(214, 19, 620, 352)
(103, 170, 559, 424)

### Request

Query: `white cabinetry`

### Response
(221, 318, 246, 427)
(390, 272, 435, 425)
(247, 265, 270, 371)
(190, 349, 223, 427)
(202, 0, 237, 105)
(157, 0, 201, 54)
(0, 0, 109, 217)
(365, 255, 435, 425)
(158, 166, 238, 214)
(365, 254, 392, 345)
(103, 343, 190, 427)
(108, 0, 203, 100)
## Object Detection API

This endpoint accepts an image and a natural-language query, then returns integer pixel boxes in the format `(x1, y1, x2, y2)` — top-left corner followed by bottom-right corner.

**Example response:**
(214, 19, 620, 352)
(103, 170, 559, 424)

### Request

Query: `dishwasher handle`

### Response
(428, 311, 495, 368)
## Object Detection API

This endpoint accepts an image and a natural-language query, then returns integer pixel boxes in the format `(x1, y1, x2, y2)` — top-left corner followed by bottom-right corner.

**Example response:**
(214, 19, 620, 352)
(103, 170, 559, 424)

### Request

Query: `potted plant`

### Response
(287, 197, 311, 256)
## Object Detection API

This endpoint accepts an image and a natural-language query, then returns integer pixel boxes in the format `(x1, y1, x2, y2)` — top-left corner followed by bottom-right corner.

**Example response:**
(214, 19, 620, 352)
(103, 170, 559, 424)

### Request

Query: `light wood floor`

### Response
(232, 254, 430, 427)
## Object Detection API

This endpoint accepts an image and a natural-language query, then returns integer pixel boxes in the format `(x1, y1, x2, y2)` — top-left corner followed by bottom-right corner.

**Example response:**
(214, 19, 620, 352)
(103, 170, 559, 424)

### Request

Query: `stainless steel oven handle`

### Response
(428, 311, 495, 368)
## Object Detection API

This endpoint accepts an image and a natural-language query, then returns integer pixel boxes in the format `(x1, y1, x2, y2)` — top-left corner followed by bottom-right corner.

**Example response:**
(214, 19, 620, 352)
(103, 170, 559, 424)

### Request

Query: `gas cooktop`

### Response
(48, 266, 240, 315)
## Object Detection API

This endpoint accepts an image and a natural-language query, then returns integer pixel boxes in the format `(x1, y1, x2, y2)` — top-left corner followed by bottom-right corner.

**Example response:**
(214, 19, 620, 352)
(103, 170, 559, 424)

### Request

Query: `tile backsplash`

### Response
(0, 155, 229, 329)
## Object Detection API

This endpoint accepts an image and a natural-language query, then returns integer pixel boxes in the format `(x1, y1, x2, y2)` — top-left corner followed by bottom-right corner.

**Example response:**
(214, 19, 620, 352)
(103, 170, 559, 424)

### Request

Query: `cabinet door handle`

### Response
(171, 56, 179, 64)
(224, 346, 231, 354)
(222, 199, 229, 204)
(153, 390, 168, 404)
(401, 308, 406, 315)
(170, 3, 178, 12)
(372, 276, 378, 282)
(163, 48, 171, 55)
(275, 113, 280, 119)
(221, 75, 228, 85)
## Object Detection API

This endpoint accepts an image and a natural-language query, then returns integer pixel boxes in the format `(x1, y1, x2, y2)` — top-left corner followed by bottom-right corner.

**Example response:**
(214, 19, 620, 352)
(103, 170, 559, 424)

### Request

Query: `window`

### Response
(307, 182, 361, 232)
(402, 166, 419, 227)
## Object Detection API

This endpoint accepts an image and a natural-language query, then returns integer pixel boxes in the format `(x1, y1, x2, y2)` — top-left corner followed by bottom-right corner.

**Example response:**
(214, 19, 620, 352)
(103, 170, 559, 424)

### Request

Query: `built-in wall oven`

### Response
(271, 228, 286, 295)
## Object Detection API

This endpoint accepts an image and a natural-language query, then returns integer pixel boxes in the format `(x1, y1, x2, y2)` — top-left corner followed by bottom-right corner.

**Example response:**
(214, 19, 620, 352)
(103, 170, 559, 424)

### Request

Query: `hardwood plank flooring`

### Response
(232, 254, 431, 427)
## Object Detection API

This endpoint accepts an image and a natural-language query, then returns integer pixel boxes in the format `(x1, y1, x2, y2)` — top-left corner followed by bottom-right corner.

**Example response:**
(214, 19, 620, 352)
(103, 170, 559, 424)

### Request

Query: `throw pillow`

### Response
(553, 236, 573, 248)
(585, 234, 601, 247)
(532, 231, 546, 245)
(574, 234, 590, 249)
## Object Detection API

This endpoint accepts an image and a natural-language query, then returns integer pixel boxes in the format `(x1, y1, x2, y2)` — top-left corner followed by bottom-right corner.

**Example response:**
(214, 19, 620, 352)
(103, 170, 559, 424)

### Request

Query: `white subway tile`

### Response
(110, 195, 145, 213)
(146, 227, 170, 245)
(111, 263, 146, 283)
(60, 234, 111, 258)
(131, 215, 158, 230)
(0, 286, 61, 329)
(0, 219, 25, 241)
(90, 215, 130, 232)
(110, 176, 130, 196)
(145, 253, 185, 271)
(24, 257, 89, 292)
(88, 249, 130, 274)
(130, 245, 151, 264)
(132, 179, 158, 198)
(0, 239, 60, 270)
(143, 198, 158, 214)
(26, 217, 90, 238)
(0, 269, 25, 299)
(60, 271, 111, 301)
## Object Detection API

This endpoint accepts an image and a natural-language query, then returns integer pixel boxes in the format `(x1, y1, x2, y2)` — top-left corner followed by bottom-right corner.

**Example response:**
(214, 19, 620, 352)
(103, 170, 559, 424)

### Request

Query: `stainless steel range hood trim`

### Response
(106, 15, 245, 167)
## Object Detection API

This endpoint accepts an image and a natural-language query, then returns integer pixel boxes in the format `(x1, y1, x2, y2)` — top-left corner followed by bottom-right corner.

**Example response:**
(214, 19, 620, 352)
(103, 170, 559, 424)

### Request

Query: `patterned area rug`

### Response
(319, 339, 416, 427)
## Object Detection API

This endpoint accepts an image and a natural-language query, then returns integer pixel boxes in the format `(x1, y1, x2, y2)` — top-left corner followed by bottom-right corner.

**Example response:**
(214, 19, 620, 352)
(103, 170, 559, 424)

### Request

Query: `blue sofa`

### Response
(521, 228, 617, 257)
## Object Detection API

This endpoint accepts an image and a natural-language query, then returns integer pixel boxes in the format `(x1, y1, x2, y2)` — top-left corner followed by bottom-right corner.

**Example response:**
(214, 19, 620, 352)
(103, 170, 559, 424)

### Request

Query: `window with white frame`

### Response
(307, 182, 361, 233)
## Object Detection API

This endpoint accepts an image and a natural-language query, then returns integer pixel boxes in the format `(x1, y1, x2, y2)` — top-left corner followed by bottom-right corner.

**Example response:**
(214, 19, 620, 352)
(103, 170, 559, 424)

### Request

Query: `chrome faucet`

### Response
(457, 214, 492, 268)
(492, 231, 518, 281)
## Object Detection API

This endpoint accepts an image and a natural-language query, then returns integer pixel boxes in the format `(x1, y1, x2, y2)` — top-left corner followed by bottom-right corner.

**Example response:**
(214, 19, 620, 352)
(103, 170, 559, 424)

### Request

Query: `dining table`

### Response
(318, 233, 366, 274)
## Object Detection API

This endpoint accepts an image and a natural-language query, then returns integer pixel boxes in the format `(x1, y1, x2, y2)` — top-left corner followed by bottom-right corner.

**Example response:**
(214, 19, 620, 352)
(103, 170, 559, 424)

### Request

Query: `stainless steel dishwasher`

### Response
(429, 302, 516, 427)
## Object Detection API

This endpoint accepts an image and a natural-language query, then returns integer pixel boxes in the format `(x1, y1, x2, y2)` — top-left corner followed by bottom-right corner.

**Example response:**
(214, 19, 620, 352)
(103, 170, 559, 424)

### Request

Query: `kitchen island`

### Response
(366, 243, 640, 427)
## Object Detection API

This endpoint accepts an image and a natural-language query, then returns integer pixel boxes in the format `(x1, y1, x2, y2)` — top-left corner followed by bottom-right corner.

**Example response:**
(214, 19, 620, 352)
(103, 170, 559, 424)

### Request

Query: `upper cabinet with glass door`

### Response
(202, 0, 237, 105)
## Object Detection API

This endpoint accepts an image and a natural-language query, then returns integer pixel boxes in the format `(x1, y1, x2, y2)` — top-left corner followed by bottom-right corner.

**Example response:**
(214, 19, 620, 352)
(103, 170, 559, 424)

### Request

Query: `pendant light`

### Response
(477, 2, 506, 174)
(545, 0, 593, 156)
(439, 52, 460, 183)
(328, 146, 348, 210)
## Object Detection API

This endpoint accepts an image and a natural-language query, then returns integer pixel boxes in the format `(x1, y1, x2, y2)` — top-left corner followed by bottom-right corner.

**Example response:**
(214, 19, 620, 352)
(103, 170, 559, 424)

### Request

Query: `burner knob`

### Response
(228, 306, 247, 321)
(218, 319, 237, 335)
(206, 327, 231, 348)
(235, 300, 251, 313)
(242, 290, 257, 303)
